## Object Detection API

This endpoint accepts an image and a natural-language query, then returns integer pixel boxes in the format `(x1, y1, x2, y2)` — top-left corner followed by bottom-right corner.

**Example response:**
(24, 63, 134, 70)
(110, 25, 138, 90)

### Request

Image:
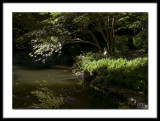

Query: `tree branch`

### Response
(87, 29, 102, 52)
(64, 38, 97, 47)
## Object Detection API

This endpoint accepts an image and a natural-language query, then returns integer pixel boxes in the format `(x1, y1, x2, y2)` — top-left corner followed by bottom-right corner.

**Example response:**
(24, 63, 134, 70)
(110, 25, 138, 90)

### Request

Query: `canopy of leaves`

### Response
(13, 12, 148, 63)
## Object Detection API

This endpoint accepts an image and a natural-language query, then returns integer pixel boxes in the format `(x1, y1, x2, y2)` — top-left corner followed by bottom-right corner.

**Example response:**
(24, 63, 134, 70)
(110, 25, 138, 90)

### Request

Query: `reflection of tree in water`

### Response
(30, 80, 134, 109)
(31, 81, 64, 109)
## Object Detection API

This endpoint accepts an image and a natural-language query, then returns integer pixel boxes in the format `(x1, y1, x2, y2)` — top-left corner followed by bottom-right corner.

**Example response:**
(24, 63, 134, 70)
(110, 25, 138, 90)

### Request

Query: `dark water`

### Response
(13, 65, 134, 109)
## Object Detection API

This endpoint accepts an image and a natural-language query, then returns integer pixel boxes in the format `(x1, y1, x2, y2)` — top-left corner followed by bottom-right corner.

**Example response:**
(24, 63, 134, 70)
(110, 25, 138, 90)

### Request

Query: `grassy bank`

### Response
(73, 52, 148, 94)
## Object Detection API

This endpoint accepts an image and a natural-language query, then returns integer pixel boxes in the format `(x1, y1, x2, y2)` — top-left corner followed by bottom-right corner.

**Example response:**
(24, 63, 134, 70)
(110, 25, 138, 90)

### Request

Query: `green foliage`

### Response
(13, 12, 72, 61)
(28, 37, 62, 63)
(13, 12, 148, 64)
(116, 12, 147, 32)
(133, 80, 147, 93)
(129, 21, 142, 30)
(73, 52, 148, 92)
(115, 35, 129, 55)
(79, 52, 104, 61)
(13, 12, 51, 49)
(73, 13, 90, 30)
(116, 12, 148, 50)
(133, 30, 148, 49)
(73, 52, 105, 70)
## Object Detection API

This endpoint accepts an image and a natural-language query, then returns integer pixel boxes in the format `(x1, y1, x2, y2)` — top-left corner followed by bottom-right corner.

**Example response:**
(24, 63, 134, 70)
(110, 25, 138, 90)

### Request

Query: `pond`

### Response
(13, 65, 134, 109)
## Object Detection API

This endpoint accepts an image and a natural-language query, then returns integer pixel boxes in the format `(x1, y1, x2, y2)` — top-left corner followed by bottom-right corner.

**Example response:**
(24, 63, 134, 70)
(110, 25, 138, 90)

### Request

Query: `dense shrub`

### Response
(133, 30, 148, 49)
(73, 52, 148, 93)
(115, 35, 129, 56)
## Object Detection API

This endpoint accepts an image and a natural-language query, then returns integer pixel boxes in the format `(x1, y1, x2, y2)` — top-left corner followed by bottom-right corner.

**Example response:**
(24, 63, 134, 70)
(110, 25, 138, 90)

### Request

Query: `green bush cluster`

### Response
(133, 30, 148, 49)
(73, 52, 148, 93)
(115, 35, 129, 55)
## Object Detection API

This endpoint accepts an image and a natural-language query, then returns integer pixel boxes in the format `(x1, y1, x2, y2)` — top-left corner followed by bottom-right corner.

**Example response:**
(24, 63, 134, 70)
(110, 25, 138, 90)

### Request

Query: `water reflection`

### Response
(13, 66, 134, 109)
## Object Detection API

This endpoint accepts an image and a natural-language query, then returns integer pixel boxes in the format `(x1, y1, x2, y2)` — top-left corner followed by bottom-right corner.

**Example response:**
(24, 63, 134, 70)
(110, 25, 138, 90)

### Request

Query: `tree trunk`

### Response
(87, 29, 102, 52)
(110, 15, 115, 53)
(104, 15, 115, 54)
(94, 15, 116, 54)
(96, 21, 111, 54)
(104, 16, 112, 54)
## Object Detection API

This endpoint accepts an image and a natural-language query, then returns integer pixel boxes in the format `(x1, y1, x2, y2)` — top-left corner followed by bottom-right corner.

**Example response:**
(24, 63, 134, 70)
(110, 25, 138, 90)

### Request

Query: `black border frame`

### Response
(1, 1, 159, 120)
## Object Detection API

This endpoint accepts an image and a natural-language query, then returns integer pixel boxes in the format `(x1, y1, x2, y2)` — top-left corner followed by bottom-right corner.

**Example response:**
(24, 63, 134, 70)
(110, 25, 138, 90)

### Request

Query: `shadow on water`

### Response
(13, 65, 135, 109)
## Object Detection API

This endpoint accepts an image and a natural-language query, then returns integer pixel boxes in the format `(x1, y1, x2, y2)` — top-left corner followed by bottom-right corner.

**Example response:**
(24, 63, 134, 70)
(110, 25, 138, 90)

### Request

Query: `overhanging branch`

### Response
(64, 38, 97, 47)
